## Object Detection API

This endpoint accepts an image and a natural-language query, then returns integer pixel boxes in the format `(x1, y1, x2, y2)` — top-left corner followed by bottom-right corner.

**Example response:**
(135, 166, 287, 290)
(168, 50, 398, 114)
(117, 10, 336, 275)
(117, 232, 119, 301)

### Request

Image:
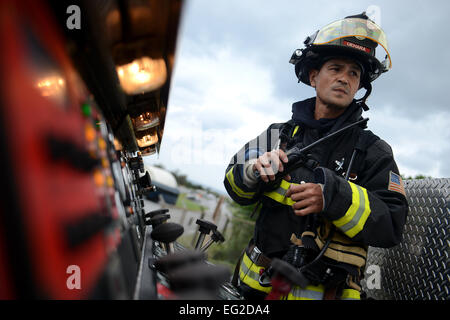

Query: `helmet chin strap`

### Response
(356, 82, 372, 111)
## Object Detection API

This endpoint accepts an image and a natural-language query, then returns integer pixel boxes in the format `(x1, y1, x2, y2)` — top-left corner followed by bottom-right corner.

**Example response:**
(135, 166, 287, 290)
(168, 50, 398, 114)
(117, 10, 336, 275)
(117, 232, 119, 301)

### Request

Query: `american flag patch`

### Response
(388, 171, 406, 196)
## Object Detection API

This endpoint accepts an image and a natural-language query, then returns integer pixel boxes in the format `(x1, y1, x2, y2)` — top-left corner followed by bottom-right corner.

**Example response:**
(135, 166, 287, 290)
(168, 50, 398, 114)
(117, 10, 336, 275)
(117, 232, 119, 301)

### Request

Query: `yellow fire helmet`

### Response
(290, 12, 392, 108)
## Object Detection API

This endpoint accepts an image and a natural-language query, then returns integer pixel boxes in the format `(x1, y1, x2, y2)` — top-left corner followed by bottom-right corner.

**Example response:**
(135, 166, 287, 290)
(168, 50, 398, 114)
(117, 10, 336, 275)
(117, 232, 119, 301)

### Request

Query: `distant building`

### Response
(145, 165, 180, 205)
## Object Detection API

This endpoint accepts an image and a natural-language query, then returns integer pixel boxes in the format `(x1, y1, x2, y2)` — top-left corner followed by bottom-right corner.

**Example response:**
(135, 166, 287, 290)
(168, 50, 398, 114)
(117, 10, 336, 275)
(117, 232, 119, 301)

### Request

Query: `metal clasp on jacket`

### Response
(258, 267, 273, 287)
(342, 172, 358, 181)
(249, 246, 262, 263)
(249, 246, 273, 287)
(334, 158, 345, 176)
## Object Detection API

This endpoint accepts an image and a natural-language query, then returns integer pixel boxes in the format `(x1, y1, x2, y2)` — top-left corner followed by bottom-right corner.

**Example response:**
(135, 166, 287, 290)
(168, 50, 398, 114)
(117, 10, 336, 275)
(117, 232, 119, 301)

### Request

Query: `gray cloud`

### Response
(163, 0, 450, 191)
(180, 0, 450, 113)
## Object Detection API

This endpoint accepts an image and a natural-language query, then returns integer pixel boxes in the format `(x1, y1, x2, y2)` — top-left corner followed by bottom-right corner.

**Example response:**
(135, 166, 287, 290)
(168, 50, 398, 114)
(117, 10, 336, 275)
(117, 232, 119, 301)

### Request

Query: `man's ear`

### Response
(309, 69, 318, 88)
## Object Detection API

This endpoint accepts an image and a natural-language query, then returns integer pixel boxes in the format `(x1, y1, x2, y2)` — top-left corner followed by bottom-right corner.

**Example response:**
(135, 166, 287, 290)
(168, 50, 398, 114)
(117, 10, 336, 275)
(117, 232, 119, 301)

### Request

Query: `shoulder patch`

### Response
(387, 171, 406, 196)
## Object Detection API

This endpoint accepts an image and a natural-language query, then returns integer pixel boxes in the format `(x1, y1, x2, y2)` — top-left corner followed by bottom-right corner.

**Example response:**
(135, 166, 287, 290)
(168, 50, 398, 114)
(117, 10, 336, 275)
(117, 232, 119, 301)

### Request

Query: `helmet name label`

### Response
(343, 40, 371, 53)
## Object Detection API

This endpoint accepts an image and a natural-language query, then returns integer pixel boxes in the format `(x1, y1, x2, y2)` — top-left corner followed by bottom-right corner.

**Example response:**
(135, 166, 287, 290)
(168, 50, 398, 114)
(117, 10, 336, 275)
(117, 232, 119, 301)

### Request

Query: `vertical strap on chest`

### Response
(345, 129, 380, 179)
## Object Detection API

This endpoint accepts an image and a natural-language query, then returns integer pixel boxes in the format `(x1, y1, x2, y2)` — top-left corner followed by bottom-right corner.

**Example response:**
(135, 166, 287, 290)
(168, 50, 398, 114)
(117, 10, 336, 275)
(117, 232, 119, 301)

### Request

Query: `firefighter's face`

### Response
(309, 58, 361, 109)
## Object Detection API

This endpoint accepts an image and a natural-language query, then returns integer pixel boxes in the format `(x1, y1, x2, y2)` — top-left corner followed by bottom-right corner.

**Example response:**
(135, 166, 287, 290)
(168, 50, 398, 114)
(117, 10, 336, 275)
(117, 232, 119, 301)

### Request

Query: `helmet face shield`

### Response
(311, 18, 391, 71)
(290, 13, 392, 93)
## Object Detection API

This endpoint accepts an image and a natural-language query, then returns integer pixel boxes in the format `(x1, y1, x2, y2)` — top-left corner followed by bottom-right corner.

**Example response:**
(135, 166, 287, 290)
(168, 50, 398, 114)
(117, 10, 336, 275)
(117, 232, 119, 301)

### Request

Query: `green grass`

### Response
(177, 233, 196, 249)
(177, 233, 236, 274)
(175, 193, 207, 212)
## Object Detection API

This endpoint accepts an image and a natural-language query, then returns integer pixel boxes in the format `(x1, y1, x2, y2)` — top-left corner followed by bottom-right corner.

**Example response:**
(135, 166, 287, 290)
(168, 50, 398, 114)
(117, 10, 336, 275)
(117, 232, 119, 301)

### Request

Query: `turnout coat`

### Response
(224, 97, 409, 261)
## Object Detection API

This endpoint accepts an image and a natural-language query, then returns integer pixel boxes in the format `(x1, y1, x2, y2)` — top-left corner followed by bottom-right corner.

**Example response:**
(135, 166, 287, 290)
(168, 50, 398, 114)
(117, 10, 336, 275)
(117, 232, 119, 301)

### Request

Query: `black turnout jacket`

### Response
(224, 97, 409, 258)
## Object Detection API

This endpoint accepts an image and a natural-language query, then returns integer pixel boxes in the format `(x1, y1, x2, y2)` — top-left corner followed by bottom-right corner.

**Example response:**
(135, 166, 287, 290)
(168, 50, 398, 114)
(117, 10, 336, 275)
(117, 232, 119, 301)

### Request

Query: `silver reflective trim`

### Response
(340, 185, 366, 233)
(289, 286, 324, 300)
(239, 259, 259, 281)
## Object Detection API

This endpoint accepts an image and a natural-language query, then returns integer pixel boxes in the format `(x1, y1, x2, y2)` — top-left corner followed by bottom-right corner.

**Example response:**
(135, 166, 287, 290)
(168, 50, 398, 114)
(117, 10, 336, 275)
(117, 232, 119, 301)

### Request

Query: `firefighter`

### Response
(224, 12, 409, 300)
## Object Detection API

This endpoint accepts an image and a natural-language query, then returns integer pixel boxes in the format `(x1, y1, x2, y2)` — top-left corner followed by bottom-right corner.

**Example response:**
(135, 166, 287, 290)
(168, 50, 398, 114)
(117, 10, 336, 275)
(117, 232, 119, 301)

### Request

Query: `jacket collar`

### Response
(291, 97, 363, 134)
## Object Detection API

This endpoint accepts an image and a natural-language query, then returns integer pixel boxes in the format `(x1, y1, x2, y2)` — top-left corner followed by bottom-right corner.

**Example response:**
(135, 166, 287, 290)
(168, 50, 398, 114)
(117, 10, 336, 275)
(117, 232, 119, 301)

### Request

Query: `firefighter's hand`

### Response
(253, 150, 290, 183)
(286, 183, 324, 216)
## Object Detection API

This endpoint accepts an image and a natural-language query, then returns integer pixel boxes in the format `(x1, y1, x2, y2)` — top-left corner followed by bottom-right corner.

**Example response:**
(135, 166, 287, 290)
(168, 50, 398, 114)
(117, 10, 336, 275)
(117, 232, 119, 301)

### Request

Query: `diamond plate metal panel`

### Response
(362, 178, 449, 300)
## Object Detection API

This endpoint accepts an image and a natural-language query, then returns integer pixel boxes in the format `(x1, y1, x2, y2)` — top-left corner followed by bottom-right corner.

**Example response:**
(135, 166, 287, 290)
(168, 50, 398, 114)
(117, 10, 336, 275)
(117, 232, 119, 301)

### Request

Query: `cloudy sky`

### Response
(144, 0, 450, 193)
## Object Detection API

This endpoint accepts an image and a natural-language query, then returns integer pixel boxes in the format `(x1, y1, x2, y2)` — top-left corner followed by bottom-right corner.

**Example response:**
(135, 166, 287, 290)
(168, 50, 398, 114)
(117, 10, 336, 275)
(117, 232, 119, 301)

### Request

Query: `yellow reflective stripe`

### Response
(292, 126, 299, 137)
(239, 269, 272, 293)
(332, 182, 371, 238)
(286, 284, 325, 300)
(263, 180, 299, 206)
(341, 288, 361, 300)
(278, 178, 294, 190)
(226, 166, 255, 199)
(239, 253, 272, 293)
(264, 190, 295, 206)
(242, 252, 260, 273)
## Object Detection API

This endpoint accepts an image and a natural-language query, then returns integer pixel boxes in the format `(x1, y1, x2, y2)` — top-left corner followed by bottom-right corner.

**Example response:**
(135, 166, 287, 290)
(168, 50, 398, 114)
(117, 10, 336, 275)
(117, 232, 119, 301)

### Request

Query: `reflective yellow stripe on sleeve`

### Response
(263, 180, 299, 206)
(292, 125, 300, 137)
(286, 284, 325, 300)
(226, 166, 256, 199)
(332, 181, 371, 238)
(341, 288, 361, 300)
